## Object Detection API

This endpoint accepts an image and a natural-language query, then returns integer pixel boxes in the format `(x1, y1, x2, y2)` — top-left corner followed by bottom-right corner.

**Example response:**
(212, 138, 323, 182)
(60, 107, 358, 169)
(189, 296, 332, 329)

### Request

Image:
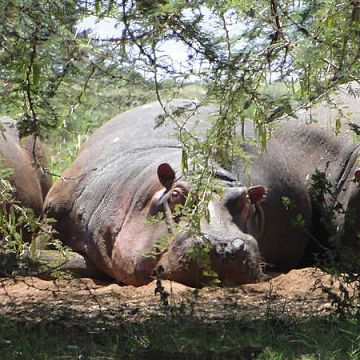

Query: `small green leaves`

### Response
(95, 0, 101, 15)
(348, 122, 360, 136)
(154, 114, 166, 128)
(291, 213, 305, 228)
(335, 115, 342, 136)
(181, 148, 189, 174)
(0, 164, 56, 276)
(31, 62, 41, 89)
(146, 234, 172, 259)
(281, 196, 293, 211)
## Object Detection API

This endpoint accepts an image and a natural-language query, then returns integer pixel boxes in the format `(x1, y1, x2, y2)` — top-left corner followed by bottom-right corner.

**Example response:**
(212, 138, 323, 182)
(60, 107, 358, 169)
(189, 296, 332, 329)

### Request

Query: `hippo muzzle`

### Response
(155, 182, 265, 287)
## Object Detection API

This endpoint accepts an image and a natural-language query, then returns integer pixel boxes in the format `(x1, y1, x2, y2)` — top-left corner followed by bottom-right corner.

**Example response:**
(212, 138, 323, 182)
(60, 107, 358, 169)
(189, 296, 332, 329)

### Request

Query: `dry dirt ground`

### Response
(0, 267, 343, 323)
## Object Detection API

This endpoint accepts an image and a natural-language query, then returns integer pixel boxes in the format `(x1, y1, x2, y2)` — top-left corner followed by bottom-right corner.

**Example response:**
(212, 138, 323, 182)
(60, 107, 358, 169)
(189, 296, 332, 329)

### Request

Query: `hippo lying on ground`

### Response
(44, 101, 268, 287)
(44, 83, 360, 286)
(238, 83, 360, 267)
(0, 117, 51, 215)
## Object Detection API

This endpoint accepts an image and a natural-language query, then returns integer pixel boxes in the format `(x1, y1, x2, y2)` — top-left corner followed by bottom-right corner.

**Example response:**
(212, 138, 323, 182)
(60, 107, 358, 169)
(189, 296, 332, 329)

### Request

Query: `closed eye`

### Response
(169, 188, 187, 206)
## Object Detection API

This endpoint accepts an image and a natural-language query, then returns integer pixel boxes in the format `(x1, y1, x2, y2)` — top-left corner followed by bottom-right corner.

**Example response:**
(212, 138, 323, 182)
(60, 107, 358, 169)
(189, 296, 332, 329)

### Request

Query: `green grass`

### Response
(177, 83, 205, 100)
(1, 309, 360, 359)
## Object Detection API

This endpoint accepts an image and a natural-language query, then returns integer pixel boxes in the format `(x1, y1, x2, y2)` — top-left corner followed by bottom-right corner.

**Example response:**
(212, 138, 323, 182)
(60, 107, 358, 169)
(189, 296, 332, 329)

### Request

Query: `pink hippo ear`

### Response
(355, 168, 360, 183)
(247, 185, 266, 204)
(231, 186, 266, 214)
(157, 163, 176, 190)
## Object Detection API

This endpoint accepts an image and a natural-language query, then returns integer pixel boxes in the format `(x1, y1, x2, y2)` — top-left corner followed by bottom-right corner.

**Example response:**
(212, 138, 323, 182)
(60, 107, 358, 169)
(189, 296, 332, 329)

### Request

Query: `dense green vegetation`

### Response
(1, 0, 359, 171)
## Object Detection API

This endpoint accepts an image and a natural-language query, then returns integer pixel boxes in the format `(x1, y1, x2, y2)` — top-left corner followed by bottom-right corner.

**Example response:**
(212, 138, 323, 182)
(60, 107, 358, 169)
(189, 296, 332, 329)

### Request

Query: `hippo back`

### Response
(274, 85, 360, 246)
(245, 84, 360, 262)
(21, 135, 52, 201)
(44, 101, 218, 269)
(0, 117, 50, 215)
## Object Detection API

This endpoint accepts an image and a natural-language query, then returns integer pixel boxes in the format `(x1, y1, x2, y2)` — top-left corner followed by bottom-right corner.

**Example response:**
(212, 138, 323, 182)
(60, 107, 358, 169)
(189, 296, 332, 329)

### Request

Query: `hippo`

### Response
(231, 83, 360, 269)
(0, 117, 52, 215)
(44, 101, 267, 287)
(44, 83, 360, 286)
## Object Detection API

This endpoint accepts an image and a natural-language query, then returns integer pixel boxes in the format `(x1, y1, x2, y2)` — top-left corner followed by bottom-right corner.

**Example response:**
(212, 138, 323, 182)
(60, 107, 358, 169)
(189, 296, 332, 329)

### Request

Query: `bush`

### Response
(0, 164, 55, 277)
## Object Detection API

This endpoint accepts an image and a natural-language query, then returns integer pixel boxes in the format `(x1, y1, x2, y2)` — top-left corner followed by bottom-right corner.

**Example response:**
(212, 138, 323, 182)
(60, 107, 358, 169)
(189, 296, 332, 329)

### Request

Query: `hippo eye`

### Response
(170, 189, 182, 204)
(168, 188, 187, 223)
(169, 188, 187, 207)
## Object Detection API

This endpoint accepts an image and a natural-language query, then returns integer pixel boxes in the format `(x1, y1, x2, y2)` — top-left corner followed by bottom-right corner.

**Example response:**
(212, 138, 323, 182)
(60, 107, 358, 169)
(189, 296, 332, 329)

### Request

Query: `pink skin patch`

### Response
(247, 185, 267, 204)
(355, 168, 360, 183)
(157, 163, 176, 190)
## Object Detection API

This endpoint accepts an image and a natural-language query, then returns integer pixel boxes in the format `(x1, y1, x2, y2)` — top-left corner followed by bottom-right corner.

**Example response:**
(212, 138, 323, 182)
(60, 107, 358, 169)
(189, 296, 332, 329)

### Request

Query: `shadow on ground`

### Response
(0, 268, 359, 359)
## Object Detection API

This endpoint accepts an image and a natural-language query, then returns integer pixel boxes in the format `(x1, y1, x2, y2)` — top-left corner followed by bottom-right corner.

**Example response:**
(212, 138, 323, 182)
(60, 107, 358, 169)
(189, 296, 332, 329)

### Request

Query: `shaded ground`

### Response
(2, 267, 360, 359)
(0, 267, 340, 323)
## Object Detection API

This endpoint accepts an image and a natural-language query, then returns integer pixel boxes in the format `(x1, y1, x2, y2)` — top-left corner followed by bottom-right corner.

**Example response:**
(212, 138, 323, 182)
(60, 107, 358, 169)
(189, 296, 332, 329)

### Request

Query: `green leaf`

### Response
(335, 115, 341, 135)
(32, 62, 41, 89)
(107, 0, 114, 15)
(181, 148, 189, 174)
(95, 0, 101, 15)
(160, 3, 174, 13)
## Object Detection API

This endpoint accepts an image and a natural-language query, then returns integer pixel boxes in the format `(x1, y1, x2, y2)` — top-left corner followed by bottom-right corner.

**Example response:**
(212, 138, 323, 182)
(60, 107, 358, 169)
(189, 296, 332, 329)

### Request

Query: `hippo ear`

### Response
(157, 163, 176, 190)
(247, 185, 266, 204)
(354, 168, 360, 183)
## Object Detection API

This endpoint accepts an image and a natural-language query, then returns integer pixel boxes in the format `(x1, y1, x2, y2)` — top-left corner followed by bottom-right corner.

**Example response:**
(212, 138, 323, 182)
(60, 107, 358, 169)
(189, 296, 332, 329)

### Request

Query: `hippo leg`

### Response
(36, 250, 111, 280)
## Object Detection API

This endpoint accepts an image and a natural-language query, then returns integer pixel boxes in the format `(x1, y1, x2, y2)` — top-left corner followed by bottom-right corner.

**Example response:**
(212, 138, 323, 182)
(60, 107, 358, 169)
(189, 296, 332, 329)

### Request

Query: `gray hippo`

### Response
(232, 83, 360, 269)
(0, 117, 51, 215)
(44, 101, 267, 287)
(44, 84, 360, 286)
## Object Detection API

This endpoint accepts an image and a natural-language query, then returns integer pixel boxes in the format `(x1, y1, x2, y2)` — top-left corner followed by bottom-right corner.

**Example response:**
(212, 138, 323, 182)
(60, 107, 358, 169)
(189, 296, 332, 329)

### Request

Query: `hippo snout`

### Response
(213, 237, 246, 257)
(206, 232, 256, 258)
(157, 231, 262, 287)
(208, 233, 262, 285)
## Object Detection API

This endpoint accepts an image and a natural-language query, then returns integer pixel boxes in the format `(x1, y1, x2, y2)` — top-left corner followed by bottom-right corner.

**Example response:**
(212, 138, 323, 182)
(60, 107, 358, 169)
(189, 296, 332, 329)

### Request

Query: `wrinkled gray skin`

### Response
(232, 84, 360, 269)
(292, 86, 360, 250)
(0, 117, 51, 216)
(44, 101, 265, 287)
(44, 84, 360, 285)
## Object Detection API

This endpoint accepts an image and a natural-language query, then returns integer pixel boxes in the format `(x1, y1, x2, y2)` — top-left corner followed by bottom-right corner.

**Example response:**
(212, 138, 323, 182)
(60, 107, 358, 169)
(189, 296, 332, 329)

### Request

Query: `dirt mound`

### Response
(0, 267, 340, 323)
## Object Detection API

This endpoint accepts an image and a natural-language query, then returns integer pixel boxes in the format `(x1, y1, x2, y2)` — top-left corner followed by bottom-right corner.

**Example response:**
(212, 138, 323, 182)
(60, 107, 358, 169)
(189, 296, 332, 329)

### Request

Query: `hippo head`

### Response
(111, 162, 265, 287)
(156, 163, 265, 287)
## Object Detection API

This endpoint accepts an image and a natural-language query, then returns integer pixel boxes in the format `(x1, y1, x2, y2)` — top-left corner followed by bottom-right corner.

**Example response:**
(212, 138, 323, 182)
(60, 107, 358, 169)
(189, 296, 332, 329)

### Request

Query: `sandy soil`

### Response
(0, 267, 345, 324)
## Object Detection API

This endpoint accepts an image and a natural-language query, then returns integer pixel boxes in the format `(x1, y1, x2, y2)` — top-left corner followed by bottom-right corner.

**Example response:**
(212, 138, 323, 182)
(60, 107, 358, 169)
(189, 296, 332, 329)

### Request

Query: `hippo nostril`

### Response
(224, 238, 245, 256)
(232, 238, 245, 252)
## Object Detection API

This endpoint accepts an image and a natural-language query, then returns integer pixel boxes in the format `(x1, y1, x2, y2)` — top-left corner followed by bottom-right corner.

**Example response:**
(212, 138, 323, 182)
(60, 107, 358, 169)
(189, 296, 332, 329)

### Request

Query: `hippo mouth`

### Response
(153, 178, 264, 286)
(156, 228, 262, 287)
